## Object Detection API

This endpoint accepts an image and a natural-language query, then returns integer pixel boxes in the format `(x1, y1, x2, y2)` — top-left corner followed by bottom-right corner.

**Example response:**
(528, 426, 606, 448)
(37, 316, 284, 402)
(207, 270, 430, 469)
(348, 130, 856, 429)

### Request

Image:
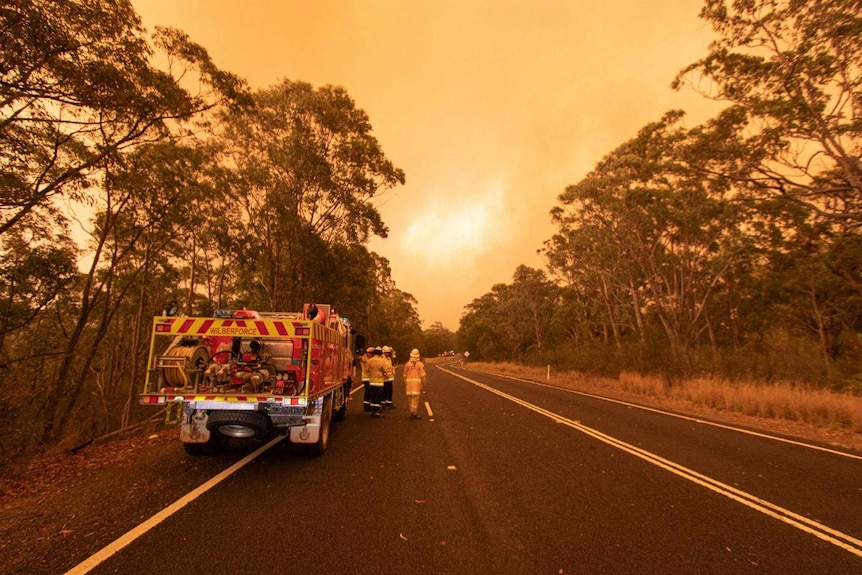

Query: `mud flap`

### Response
(288, 422, 320, 444)
(180, 410, 211, 444)
(289, 401, 322, 444)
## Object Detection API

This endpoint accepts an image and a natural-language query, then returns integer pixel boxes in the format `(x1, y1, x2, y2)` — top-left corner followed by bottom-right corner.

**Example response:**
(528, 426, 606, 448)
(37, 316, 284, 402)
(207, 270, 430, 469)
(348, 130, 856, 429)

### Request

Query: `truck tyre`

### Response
(308, 397, 332, 456)
(207, 411, 271, 439)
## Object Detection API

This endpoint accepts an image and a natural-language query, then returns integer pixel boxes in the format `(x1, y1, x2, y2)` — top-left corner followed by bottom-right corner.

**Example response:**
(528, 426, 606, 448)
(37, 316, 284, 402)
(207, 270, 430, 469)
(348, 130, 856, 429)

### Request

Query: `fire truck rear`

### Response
(140, 304, 354, 455)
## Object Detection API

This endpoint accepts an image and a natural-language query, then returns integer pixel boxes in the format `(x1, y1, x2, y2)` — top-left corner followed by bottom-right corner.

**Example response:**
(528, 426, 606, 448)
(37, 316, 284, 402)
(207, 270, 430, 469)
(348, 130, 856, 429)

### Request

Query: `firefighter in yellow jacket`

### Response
(360, 347, 374, 411)
(366, 347, 391, 417)
(382, 345, 395, 409)
(403, 348, 427, 419)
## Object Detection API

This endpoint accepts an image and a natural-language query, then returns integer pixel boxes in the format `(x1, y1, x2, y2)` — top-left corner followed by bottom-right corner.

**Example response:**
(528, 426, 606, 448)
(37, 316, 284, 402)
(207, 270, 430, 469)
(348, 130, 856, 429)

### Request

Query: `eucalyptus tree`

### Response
(671, 0, 862, 379)
(0, 0, 247, 239)
(422, 321, 456, 358)
(546, 285, 601, 348)
(547, 113, 756, 373)
(0, 226, 76, 350)
(41, 140, 232, 442)
(766, 245, 862, 379)
(109, 141, 231, 428)
(1, 0, 250, 446)
(0, 223, 76, 454)
(339, 250, 422, 358)
(544, 217, 644, 348)
(507, 265, 558, 357)
(457, 266, 557, 362)
(324, 243, 382, 329)
(481, 283, 529, 361)
(675, 0, 861, 215)
(373, 288, 423, 360)
(217, 79, 405, 312)
(458, 291, 508, 362)
(736, 195, 862, 381)
(675, 0, 862, 290)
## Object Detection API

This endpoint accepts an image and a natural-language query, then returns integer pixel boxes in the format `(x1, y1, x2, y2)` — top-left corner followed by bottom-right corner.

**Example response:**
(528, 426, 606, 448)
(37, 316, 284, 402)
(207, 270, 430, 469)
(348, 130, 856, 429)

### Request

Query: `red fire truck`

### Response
(140, 304, 354, 455)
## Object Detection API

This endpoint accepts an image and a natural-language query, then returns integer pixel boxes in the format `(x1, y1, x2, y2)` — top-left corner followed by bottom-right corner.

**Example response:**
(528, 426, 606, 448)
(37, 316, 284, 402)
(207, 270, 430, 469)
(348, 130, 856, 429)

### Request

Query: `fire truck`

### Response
(140, 304, 355, 455)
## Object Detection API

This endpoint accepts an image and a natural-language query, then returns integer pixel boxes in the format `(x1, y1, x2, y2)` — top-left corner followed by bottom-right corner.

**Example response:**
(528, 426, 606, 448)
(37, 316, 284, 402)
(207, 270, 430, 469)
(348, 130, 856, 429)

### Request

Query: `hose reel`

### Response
(161, 345, 210, 388)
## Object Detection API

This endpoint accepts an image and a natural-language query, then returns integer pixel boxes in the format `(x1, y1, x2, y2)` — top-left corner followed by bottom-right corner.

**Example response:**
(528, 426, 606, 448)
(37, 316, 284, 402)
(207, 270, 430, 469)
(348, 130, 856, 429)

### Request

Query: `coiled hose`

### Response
(162, 346, 209, 388)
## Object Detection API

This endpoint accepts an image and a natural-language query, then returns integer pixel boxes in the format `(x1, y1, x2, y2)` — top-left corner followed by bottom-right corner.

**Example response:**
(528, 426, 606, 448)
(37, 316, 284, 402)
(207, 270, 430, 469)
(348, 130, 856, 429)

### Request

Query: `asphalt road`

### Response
(72, 362, 862, 575)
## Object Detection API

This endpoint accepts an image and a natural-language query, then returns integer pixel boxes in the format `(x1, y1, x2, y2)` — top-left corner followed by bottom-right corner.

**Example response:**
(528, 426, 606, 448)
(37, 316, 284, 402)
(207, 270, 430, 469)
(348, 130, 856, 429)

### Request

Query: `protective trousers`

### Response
(406, 389, 421, 416)
(362, 378, 371, 411)
(383, 379, 394, 408)
(405, 376, 423, 416)
(366, 382, 384, 413)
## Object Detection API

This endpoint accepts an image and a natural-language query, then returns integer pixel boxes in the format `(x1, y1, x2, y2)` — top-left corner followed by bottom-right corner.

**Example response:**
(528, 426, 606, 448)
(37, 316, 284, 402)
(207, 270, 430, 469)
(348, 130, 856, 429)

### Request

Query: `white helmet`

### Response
(381, 345, 391, 353)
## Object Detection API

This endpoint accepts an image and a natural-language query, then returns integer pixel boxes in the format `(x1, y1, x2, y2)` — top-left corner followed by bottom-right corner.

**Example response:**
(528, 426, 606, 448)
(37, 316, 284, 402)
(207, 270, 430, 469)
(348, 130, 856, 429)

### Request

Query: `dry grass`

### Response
(619, 372, 862, 430)
(464, 361, 862, 452)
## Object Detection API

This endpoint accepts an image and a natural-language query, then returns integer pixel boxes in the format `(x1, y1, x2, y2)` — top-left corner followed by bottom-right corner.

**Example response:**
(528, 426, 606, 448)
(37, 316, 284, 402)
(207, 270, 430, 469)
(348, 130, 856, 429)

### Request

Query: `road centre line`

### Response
(471, 369, 862, 462)
(441, 367, 862, 559)
(64, 435, 284, 575)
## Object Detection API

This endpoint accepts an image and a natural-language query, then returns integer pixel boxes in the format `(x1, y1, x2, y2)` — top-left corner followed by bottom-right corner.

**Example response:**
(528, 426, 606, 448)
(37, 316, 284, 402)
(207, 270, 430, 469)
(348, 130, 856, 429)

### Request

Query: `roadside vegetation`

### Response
(457, 0, 862, 434)
(0, 1, 416, 460)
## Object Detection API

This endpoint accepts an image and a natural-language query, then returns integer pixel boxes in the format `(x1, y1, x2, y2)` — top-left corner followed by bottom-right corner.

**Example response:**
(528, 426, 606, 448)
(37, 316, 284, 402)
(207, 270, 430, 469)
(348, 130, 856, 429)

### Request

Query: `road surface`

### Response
(68, 362, 862, 574)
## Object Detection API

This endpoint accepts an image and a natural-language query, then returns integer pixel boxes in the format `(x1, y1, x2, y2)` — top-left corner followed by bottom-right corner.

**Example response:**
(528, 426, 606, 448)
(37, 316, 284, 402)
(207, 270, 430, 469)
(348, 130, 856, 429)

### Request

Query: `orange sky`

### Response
(132, 0, 721, 329)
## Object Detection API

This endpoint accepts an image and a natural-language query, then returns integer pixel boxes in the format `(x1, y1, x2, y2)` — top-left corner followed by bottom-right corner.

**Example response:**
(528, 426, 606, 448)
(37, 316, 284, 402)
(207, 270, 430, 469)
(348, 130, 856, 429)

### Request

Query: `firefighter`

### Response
(382, 345, 396, 408)
(366, 347, 389, 417)
(403, 348, 427, 419)
(360, 346, 374, 411)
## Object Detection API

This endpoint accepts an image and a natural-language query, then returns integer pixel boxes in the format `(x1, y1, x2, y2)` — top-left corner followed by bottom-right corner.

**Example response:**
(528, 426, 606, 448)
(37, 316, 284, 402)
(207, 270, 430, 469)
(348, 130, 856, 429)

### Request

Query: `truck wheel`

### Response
(309, 397, 332, 456)
(207, 411, 271, 439)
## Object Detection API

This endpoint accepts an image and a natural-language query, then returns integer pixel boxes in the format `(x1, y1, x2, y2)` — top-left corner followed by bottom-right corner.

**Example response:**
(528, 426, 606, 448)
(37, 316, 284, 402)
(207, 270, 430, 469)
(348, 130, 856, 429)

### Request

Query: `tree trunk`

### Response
(123, 250, 151, 428)
(810, 288, 833, 379)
